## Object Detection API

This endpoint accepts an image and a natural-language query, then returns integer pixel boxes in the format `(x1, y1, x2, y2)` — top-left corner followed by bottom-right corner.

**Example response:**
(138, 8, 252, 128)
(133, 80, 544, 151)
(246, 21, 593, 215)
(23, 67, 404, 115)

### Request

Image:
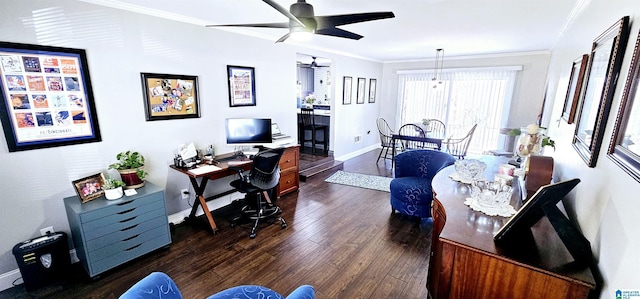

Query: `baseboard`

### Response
(335, 144, 380, 162)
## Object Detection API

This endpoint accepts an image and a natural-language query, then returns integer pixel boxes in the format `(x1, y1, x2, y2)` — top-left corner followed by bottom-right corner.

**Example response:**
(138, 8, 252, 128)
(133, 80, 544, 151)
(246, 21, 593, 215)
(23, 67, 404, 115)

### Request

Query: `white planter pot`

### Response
(104, 187, 124, 200)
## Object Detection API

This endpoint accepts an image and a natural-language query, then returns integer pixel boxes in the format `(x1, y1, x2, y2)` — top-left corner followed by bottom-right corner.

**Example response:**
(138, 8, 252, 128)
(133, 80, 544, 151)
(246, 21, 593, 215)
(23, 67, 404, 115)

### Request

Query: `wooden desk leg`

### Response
(187, 177, 218, 234)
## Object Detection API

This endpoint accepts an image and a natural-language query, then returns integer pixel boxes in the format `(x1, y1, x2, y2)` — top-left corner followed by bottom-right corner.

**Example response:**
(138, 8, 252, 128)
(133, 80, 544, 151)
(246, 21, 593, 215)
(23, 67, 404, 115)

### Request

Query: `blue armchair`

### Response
(390, 149, 456, 220)
(119, 272, 315, 299)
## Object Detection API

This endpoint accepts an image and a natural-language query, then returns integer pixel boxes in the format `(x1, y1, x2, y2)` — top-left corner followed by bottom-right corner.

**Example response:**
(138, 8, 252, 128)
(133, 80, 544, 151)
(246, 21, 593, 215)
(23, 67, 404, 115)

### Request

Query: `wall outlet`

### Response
(354, 135, 362, 143)
(40, 226, 54, 236)
(181, 188, 189, 200)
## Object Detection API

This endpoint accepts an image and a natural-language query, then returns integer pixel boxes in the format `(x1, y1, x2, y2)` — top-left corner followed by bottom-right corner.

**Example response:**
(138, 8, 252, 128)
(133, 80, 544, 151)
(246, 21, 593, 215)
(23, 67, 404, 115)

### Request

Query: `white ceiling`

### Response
(81, 0, 583, 62)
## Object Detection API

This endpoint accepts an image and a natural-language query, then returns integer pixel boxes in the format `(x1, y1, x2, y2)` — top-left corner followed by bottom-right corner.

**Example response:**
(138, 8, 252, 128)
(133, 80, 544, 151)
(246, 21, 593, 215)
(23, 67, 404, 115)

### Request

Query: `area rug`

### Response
(324, 170, 392, 192)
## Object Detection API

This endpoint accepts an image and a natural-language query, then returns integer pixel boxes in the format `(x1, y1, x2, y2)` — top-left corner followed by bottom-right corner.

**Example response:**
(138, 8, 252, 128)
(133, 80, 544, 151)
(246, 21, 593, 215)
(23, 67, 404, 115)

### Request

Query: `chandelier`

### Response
(431, 48, 444, 89)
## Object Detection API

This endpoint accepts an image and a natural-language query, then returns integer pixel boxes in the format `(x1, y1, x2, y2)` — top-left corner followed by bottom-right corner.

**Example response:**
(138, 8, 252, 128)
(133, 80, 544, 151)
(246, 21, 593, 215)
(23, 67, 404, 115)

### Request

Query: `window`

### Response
(397, 66, 521, 155)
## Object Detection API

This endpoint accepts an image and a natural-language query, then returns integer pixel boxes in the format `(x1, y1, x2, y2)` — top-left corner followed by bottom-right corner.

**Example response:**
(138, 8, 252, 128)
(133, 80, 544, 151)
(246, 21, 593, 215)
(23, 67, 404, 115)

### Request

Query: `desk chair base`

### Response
(230, 191, 286, 239)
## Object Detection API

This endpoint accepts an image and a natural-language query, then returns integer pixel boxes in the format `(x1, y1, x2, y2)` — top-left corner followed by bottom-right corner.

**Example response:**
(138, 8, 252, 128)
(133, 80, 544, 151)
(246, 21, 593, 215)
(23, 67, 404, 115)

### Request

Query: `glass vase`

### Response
(514, 126, 544, 168)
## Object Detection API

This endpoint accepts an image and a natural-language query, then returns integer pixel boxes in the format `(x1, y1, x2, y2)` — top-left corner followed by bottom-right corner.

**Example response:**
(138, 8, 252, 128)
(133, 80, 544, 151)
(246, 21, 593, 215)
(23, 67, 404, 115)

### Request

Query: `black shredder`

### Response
(12, 232, 71, 291)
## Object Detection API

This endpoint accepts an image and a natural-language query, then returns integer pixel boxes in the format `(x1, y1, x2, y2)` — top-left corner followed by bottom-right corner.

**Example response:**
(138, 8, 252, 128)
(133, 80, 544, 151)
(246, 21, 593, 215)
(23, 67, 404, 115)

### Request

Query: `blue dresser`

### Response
(64, 182, 171, 278)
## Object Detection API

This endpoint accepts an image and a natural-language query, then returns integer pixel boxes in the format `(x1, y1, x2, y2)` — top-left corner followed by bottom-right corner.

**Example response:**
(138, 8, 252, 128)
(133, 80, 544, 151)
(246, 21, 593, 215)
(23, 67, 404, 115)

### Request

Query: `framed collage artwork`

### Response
(141, 73, 200, 121)
(0, 42, 101, 152)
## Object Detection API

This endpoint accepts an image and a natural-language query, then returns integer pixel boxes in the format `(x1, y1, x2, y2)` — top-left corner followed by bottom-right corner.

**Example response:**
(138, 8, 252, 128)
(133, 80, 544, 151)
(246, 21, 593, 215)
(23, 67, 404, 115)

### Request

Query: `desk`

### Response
(427, 156, 595, 298)
(169, 145, 300, 234)
(390, 133, 445, 167)
(170, 159, 252, 233)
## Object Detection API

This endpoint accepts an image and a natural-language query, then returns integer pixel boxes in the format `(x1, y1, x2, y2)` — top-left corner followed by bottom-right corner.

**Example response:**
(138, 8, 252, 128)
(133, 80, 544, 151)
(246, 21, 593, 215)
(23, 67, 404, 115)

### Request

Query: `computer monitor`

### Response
(225, 118, 272, 148)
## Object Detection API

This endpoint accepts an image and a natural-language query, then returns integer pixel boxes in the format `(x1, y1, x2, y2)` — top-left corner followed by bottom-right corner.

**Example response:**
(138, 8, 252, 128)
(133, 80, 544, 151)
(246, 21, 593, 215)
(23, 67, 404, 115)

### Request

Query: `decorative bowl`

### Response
(454, 159, 487, 183)
(471, 180, 513, 209)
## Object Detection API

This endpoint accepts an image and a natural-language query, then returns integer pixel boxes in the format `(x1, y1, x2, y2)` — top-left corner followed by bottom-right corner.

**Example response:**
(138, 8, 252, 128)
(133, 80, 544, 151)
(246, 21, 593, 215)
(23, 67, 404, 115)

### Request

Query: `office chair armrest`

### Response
(228, 166, 250, 183)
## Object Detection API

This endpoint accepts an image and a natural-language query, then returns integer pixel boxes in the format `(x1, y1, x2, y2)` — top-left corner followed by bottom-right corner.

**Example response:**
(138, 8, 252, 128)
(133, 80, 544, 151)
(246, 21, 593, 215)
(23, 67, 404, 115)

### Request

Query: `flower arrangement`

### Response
(304, 94, 316, 104)
(508, 124, 555, 157)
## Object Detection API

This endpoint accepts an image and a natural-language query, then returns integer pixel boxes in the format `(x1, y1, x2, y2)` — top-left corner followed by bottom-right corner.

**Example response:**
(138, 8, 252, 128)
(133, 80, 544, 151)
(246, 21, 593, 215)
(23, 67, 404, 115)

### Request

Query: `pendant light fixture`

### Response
(432, 48, 444, 89)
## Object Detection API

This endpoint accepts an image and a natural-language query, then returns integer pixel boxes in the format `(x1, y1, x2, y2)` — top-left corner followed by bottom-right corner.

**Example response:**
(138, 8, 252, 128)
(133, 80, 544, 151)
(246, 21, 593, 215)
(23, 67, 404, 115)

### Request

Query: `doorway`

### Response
(296, 53, 332, 156)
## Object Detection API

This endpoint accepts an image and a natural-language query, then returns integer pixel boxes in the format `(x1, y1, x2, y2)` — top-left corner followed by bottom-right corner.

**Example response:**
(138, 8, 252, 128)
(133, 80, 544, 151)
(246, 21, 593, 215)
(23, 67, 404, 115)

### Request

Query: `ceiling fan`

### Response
(297, 56, 324, 68)
(206, 0, 395, 42)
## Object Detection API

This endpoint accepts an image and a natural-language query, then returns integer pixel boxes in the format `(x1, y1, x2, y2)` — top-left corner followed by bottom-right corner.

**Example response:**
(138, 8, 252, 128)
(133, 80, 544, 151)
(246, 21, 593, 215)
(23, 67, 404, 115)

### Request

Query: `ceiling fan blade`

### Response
(315, 27, 363, 40)
(275, 32, 291, 43)
(206, 22, 289, 28)
(316, 12, 395, 28)
(262, 0, 305, 27)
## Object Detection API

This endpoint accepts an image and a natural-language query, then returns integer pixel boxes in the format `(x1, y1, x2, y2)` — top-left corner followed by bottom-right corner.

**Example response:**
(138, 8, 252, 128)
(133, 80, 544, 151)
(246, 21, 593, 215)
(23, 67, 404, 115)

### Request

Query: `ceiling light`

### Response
(432, 48, 444, 89)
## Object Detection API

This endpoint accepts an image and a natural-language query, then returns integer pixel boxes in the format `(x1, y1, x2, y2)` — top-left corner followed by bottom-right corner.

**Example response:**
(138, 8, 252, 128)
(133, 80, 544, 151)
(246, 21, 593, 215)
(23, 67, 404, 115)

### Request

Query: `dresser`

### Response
(276, 144, 300, 197)
(428, 156, 595, 299)
(64, 182, 171, 278)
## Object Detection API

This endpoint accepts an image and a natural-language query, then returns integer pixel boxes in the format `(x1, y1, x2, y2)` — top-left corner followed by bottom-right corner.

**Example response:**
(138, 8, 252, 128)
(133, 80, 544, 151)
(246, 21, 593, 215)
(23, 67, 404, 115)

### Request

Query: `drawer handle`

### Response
(119, 216, 137, 223)
(117, 208, 136, 215)
(122, 234, 140, 242)
(124, 244, 142, 251)
(116, 200, 135, 206)
(121, 224, 139, 231)
(286, 159, 291, 163)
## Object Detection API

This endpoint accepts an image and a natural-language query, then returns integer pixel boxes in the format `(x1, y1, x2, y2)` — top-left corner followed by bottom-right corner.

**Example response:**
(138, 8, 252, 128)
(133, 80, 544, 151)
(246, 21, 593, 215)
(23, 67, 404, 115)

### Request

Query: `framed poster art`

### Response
(72, 173, 105, 203)
(141, 73, 200, 121)
(0, 42, 101, 152)
(356, 77, 366, 104)
(572, 16, 629, 167)
(561, 54, 588, 124)
(227, 65, 256, 107)
(342, 76, 352, 105)
(608, 28, 640, 182)
(368, 78, 377, 103)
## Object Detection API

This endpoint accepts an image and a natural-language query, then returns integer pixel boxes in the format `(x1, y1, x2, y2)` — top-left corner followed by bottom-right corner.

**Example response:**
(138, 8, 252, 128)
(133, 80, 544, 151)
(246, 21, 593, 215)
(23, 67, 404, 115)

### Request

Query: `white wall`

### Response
(0, 0, 383, 284)
(542, 1, 640, 297)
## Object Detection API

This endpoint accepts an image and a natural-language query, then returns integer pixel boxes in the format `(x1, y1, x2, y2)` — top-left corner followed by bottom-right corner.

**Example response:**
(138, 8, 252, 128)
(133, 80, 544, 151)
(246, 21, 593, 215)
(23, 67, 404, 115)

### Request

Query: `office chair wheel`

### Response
(281, 222, 287, 229)
(249, 233, 256, 239)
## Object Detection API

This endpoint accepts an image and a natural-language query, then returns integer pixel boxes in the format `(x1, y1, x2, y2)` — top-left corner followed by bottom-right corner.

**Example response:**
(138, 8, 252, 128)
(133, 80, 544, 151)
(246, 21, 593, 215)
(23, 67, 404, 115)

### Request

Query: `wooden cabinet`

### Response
(64, 182, 171, 278)
(277, 145, 300, 197)
(428, 156, 595, 299)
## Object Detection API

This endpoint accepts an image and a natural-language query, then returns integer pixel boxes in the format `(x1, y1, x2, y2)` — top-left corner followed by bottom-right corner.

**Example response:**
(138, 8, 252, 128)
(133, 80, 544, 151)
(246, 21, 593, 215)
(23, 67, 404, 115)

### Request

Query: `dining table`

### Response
(390, 131, 446, 168)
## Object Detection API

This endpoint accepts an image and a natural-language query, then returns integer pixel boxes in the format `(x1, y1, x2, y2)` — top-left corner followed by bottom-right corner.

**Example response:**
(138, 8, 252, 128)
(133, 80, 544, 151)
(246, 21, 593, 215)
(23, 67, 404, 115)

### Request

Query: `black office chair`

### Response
(229, 148, 286, 238)
(299, 108, 329, 155)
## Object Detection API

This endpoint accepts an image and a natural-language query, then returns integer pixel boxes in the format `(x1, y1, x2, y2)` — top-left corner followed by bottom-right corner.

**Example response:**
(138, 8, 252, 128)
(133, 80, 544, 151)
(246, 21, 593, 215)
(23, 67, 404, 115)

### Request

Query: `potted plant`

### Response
(108, 151, 148, 189)
(103, 176, 125, 200)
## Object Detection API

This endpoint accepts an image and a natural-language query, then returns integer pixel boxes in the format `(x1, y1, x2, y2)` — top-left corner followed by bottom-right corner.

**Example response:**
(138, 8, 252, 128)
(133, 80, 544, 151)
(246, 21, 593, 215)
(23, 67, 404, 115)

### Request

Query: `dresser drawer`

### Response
(89, 233, 171, 275)
(279, 148, 298, 171)
(79, 192, 162, 223)
(85, 215, 168, 251)
(278, 169, 298, 196)
(87, 225, 169, 261)
(83, 207, 167, 241)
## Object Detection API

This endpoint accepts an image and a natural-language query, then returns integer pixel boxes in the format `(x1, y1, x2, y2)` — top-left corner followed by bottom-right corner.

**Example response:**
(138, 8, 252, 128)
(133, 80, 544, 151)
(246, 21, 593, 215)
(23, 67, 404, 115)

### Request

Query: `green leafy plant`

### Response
(103, 177, 125, 190)
(109, 151, 148, 180)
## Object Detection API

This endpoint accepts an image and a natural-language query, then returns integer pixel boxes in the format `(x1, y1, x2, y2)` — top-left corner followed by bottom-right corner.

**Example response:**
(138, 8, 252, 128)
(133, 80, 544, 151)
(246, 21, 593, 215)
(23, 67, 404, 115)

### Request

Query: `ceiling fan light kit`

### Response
(207, 0, 395, 43)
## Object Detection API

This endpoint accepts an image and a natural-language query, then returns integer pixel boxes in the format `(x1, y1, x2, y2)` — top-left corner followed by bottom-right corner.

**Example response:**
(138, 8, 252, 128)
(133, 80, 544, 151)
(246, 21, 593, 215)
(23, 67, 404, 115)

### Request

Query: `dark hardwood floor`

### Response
(1, 149, 430, 299)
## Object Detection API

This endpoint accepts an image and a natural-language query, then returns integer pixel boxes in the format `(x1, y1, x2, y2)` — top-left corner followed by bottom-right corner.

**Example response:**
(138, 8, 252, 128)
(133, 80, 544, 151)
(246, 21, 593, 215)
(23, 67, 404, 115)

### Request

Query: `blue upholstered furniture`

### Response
(390, 149, 456, 220)
(119, 272, 315, 299)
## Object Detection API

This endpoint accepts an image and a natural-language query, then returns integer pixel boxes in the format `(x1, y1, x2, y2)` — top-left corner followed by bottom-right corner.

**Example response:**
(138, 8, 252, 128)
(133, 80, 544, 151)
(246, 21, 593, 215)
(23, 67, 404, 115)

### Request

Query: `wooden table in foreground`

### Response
(428, 155, 595, 299)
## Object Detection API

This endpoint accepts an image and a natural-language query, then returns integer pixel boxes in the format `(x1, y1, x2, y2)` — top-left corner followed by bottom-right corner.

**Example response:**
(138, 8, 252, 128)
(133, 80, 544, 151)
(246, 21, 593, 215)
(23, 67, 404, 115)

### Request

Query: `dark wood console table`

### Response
(428, 155, 595, 299)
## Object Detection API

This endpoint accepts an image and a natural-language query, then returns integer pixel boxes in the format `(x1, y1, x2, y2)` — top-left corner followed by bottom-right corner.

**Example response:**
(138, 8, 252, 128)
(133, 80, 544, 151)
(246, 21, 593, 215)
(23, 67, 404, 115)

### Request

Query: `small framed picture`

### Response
(356, 77, 366, 104)
(368, 78, 377, 103)
(227, 65, 256, 107)
(72, 173, 105, 203)
(342, 76, 352, 105)
(141, 73, 200, 121)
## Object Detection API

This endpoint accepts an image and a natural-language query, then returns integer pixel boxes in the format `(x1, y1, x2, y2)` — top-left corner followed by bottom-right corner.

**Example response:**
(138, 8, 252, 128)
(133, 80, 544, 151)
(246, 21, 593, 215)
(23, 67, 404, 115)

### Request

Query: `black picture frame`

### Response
(0, 42, 101, 152)
(608, 29, 640, 182)
(356, 77, 366, 104)
(342, 76, 352, 105)
(572, 16, 630, 167)
(140, 73, 200, 121)
(227, 65, 256, 107)
(368, 78, 377, 103)
(562, 54, 588, 124)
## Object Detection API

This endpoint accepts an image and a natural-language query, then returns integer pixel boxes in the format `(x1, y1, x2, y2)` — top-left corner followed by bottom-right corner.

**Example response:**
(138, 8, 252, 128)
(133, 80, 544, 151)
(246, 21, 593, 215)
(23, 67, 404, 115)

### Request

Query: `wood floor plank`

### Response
(0, 149, 431, 299)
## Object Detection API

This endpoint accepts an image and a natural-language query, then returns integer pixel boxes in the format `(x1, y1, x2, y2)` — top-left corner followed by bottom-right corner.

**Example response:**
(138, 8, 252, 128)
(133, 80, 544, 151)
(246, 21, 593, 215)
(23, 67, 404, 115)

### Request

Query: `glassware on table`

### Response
(452, 159, 487, 183)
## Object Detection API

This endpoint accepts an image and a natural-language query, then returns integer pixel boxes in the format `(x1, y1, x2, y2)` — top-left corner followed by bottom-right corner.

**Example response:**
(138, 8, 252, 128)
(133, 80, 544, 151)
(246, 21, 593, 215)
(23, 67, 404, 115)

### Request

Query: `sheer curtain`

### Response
(397, 66, 521, 155)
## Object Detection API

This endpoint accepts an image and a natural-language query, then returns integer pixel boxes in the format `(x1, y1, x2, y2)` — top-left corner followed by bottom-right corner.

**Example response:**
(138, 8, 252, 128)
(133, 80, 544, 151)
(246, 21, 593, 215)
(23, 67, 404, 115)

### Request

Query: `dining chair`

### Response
(376, 117, 398, 163)
(398, 123, 427, 150)
(442, 124, 478, 159)
(423, 119, 446, 149)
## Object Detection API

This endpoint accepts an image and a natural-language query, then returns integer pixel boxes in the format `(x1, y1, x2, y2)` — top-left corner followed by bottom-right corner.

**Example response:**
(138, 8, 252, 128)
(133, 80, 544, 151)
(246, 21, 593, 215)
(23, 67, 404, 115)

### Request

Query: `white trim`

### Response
(335, 144, 379, 162)
(397, 65, 523, 75)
